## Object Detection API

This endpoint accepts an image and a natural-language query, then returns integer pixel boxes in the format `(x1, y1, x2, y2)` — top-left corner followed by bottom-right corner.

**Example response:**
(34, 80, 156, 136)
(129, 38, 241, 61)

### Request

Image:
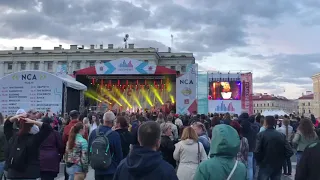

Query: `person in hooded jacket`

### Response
(113, 121, 178, 180)
(194, 124, 247, 180)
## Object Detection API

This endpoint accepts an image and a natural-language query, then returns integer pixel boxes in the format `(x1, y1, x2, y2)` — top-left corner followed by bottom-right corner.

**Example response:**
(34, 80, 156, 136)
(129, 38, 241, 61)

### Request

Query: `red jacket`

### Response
(62, 120, 88, 148)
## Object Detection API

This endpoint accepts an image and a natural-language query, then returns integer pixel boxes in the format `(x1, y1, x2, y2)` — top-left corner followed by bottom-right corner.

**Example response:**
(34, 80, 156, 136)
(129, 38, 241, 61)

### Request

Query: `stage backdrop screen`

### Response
(208, 100, 241, 114)
(208, 81, 241, 100)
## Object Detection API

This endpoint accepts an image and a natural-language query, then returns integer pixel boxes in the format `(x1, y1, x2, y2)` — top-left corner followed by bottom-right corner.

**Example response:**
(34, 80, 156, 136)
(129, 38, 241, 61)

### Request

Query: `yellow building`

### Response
(312, 73, 320, 117)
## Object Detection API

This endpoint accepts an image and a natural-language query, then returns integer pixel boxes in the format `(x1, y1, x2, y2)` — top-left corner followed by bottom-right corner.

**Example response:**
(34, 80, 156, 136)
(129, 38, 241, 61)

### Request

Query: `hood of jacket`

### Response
(126, 145, 163, 177)
(209, 124, 240, 158)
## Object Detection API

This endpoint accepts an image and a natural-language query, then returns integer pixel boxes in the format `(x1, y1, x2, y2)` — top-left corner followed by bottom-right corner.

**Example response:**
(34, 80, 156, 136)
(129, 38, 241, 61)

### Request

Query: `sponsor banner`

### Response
(56, 64, 68, 76)
(241, 73, 253, 115)
(208, 100, 241, 115)
(0, 71, 63, 116)
(176, 64, 198, 114)
(95, 58, 157, 74)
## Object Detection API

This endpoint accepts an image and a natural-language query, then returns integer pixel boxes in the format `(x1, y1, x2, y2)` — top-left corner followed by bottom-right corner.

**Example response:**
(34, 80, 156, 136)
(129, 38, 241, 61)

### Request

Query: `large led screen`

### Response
(208, 81, 241, 100)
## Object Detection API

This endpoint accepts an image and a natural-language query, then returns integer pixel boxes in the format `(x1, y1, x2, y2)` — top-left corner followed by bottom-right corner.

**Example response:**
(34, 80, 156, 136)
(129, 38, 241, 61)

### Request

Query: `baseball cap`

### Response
(16, 109, 26, 115)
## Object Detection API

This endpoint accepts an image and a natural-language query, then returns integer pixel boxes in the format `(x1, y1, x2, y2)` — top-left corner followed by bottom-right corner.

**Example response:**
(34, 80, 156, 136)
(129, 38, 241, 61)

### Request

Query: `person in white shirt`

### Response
(277, 117, 293, 175)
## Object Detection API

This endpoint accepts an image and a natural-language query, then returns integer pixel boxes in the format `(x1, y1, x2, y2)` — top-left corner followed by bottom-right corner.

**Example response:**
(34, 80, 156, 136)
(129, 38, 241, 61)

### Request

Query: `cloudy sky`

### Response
(0, 0, 319, 99)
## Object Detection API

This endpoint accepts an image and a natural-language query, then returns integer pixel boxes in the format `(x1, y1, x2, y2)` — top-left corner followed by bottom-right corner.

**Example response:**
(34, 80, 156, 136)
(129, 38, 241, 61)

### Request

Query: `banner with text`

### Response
(176, 64, 198, 114)
(0, 71, 63, 116)
(241, 72, 253, 115)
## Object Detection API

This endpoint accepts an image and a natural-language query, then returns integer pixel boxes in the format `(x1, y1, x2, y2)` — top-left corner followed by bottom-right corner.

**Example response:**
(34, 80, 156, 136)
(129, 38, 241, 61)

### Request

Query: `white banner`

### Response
(176, 64, 198, 114)
(208, 100, 241, 115)
(0, 71, 63, 116)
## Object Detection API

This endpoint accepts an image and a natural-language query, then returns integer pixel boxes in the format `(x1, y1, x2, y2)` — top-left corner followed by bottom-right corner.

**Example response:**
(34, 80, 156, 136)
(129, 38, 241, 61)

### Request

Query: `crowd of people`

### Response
(0, 109, 319, 180)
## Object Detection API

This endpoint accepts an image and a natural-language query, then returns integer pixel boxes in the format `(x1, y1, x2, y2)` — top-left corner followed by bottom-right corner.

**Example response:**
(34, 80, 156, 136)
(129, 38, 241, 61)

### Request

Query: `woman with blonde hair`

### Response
(173, 126, 207, 180)
(292, 118, 318, 163)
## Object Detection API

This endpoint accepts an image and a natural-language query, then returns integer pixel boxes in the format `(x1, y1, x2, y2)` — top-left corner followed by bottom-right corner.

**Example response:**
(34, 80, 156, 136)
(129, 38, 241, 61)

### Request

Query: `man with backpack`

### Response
(88, 111, 123, 180)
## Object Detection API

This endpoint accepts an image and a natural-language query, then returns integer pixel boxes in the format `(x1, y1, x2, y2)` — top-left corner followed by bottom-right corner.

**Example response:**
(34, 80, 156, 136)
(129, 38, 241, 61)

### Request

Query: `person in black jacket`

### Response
(159, 122, 176, 168)
(295, 141, 320, 180)
(114, 116, 133, 157)
(254, 116, 293, 180)
(4, 113, 52, 180)
(0, 113, 6, 180)
(113, 121, 178, 180)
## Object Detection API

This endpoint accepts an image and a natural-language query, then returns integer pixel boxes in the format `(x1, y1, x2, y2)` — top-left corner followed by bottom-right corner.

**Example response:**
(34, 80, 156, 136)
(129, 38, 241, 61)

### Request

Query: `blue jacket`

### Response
(88, 126, 123, 175)
(113, 145, 178, 180)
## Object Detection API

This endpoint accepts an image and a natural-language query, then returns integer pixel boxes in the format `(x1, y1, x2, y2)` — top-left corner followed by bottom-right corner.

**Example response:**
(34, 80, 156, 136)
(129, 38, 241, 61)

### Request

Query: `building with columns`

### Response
(0, 44, 195, 77)
(253, 93, 298, 114)
(297, 91, 314, 117)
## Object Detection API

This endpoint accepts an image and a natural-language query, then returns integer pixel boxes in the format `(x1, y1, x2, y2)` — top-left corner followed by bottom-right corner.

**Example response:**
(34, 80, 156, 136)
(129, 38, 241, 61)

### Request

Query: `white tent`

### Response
(58, 74, 87, 91)
(262, 110, 288, 116)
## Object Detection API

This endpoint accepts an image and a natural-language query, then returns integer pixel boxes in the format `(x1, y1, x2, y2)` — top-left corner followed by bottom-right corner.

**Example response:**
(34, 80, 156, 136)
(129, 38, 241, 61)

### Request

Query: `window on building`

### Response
(181, 65, 186, 72)
(303, 109, 305, 113)
(267, 103, 269, 106)
(264, 103, 266, 107)
(308, 102, 311, 106)
(34, 62, 39, 70)
(272, 103, 274, 106)
(309, 109, 311, 113)
(76, 62, 81, 69)
(7, 62, 13, 70)
(254, 110, 256, 113)
(170, 66, 175, 70)
(144, 60, 148, 63)
(89, 61, 95, 67)
(47, 62, 53, 71)
(20, 62, 26, 70)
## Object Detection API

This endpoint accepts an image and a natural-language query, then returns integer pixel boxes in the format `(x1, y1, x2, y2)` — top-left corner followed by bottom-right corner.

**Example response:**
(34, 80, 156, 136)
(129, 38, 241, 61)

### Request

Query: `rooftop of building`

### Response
(298, 93, 314, 100)
(0, 44, 195, 58)
(253, 93, 289, 101)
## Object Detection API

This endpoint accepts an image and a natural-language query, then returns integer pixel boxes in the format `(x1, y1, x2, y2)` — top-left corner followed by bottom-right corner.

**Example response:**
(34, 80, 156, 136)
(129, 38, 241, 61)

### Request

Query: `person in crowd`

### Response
(292, 118, 318, 163)
(159, 123, 176, 168)
(230, 121, 249, 167)
(4, 113, 52, 180)
(277, 118, 293, 175)
(174, 115, 184, 137)
(254, 116, 293, 180)
(194, 124, 247, 180)
(113, 121, 178, 180)
(65, 123, 88, 180)
(259, 118, 267, 133)
(209, 114, 220, 139)
(295, 140, 320, 180)
(0, 113, 6, 180)
(83, 117, 90, 135)
(88, 111, 123, 180)
(40, 117, 64, 180)
(131, 116, 147, 146)
(192, 122, 210, 155)
(310, 114, 316, 125)
(164, 115, 178, 141)
(240, 113, 258, 180)
(222, 112, 232, 125)
(174, 126, 207, 180)
(130, 114, 139, 130)
(237, 112, 249, 124)
(114, 116, 133, 157)
(89, 113, 99, 135)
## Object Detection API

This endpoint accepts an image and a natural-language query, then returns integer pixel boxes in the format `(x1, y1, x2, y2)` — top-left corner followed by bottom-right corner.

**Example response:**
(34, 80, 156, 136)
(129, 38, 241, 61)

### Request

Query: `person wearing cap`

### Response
(88, 111, 123, 180)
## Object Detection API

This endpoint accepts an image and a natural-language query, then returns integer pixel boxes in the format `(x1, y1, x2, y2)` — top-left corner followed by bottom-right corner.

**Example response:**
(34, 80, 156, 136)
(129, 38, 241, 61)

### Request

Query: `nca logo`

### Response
(22, 74, 37, 80)
(180, 79, 194, 84)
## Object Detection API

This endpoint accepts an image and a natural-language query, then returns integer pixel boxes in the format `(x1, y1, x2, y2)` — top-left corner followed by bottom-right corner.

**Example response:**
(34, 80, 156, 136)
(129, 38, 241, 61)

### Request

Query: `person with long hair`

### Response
(192, 122, 210, 155)
(277, 118, 293, 175)
(292, 118, 318, 163)
(156, 113, 165, 124)
(174, 127, 207, 180)
(230, 121, 249, 167)
(4, 112, 52, 180)
(65, 123, 88, 180)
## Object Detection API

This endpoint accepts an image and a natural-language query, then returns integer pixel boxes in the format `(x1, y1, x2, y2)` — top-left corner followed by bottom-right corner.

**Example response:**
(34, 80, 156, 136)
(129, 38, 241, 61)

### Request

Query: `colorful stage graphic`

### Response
(208, 100, 241, 114)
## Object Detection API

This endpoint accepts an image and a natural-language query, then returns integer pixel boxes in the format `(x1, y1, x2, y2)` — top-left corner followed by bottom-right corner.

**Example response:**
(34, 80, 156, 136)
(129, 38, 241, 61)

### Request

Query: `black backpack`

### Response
(90, 128, 113, 170)
(7, 136, 29, 171)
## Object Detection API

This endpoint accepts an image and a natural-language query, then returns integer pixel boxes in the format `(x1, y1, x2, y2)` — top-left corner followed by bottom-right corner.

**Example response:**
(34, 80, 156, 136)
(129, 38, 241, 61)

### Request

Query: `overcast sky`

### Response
(0, 0, 319, 99)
